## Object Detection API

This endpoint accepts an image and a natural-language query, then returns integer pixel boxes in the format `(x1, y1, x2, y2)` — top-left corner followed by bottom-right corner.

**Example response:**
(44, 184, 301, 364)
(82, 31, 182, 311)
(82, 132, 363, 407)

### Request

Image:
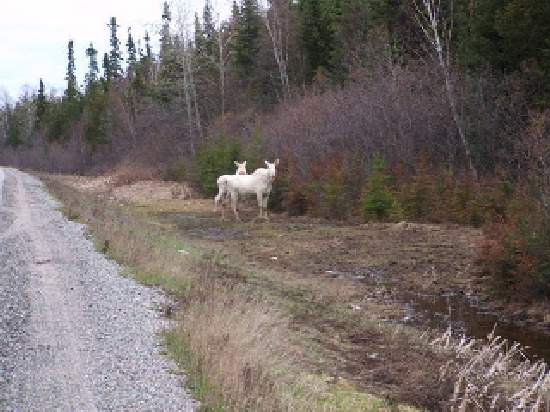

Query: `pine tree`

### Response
(65, 40, 78, 99)
(364, 0, 422, 61)
(84, 84, 109, 148)
(126, 27, 137, 74)
(108, 17, 123, 78)
(232, 0, 240, 20)
(36, 78, 47, 124)
(144, 31, 153, 62)
(85, 42, 99, 90)
(158, 2, 183, 101)
(299, 0, 335, 82)
(102, 52, 112, 83)
(203, 0, 217, 56)
(194, 13, 205, 52)
(330, 0, 369, 77)
(137, 39, 144, 61)
(232, 0, 261, 78)
(134, 31, 153, 93)
(160, 2, 172, 64)
(229, 1, 241, 52)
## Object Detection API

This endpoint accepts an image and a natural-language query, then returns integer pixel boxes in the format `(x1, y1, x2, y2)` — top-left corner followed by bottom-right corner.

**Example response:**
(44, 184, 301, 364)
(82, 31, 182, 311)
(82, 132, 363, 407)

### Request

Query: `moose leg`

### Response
(231, 191, 241, 222)
(257, 192, 264, 219)
(214, 181, 225, 212)
(220, 192, 227, 221)
(262, 194, 269, 220)
(214, 192, 220, 212)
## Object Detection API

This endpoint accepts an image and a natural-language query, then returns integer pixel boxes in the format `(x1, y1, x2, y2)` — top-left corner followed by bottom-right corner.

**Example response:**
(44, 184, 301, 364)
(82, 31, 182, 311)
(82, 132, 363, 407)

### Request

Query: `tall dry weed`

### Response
(179, 279, 293, 411)
(432, 327, 550, 411)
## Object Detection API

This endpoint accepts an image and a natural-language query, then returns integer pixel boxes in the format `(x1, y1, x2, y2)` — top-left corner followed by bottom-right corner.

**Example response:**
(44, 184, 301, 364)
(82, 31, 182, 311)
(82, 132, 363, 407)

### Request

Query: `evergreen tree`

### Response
(144, 31, 153, 62)
(330, 0, 369, 76)
(137, 39, 144, 61)
(365, 0, 422, 59)
(36, 78, 47, 124)
(108, 17, 123, 78)
(229, 1, 241, 51)
(134, 31, 153, 93)
(203, 0, 217, 56)
(194, 13, 205, 52)
(102, 52, 112, 83)
(232, 0, 240, 20)
(232, 0, 261, 78)
(299, 0, 332, 82)
(65, 40, 78, 99)
(126, 27, 137, 74)
(85, 42, 99, 90)
(160, 2, 173, 64)
(455, 0, 550, 73)
(157, 2, 184, 101)
(83, 84, 109, 148)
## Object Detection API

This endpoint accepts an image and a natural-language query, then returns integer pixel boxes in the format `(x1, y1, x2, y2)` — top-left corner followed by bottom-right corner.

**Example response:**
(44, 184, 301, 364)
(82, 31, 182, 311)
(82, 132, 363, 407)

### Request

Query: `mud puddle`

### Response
(326, 266, 550, 362)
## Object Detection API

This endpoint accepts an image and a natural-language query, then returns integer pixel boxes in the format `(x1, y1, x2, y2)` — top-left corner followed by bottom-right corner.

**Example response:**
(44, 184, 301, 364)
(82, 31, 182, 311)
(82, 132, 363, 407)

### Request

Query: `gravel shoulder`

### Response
(0, 168, 195, 411)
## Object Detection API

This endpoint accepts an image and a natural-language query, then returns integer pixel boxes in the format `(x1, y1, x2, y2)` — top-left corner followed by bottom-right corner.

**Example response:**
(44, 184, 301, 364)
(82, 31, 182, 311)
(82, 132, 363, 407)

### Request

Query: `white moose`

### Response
(214, 160, 248, 213)
(234, 160, 247, 175)
(215, 159, 279, 221)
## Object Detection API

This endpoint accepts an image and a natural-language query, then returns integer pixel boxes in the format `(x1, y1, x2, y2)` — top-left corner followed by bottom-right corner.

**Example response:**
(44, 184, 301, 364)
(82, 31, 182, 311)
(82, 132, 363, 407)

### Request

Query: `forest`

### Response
(1, 0, 549, 301)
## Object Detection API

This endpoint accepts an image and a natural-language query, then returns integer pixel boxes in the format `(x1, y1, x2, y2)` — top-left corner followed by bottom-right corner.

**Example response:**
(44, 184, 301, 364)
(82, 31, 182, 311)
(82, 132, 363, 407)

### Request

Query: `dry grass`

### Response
(177, 280, 291, 410)
(108, 162, 162, 187)
(45, 173, 550, 412)
(41, 175, 408, 411)
(432, 327, 550, 411)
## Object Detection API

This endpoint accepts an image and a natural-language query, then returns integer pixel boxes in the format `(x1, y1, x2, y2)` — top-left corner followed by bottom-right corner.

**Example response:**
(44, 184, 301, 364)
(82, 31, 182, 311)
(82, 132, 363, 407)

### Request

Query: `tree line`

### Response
(2, 0, 548, 150)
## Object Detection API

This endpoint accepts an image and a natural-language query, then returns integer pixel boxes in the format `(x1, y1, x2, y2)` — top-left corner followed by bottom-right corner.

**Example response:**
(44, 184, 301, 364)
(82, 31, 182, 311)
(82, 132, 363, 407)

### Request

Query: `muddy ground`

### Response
(49, 175, 550, 410)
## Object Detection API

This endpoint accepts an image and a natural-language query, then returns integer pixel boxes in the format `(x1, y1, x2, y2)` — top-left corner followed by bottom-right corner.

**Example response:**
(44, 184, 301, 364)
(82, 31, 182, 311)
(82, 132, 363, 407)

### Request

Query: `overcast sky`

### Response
(0, 0, 232, 101)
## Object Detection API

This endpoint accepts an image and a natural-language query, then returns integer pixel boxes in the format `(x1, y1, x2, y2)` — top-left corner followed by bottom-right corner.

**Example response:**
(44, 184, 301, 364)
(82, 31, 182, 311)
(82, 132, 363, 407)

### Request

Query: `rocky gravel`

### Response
(0, 168, 195, 411)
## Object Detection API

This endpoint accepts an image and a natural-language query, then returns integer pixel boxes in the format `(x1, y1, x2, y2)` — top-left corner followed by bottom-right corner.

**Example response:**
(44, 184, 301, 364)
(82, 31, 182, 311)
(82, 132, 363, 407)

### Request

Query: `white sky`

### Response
(0, 0, 232, 100)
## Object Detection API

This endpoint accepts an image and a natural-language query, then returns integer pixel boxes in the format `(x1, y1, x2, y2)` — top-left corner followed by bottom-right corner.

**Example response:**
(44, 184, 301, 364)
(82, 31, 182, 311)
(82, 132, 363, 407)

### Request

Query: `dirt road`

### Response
(0, 168, 194, 411)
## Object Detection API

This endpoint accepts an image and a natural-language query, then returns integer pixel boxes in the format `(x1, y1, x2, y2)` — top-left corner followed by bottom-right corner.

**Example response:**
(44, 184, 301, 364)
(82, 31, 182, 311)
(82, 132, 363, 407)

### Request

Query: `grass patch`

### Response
(163, 330, 224, 411)
(122, 267, 193, 295)
(41, 175, 426, 411)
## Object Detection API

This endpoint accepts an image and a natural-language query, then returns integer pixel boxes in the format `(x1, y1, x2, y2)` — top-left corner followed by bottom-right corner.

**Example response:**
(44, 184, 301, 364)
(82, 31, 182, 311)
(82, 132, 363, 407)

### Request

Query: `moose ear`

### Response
(243, 160, 247, 165)
(275, 158, 280, 165)
(234, 161, 239, 166)
(265, 160, 269, 166)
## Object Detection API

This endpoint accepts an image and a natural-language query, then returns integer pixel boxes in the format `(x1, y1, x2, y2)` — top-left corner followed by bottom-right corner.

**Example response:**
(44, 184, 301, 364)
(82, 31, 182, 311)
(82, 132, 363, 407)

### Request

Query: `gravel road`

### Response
(0, 168, 195, 411)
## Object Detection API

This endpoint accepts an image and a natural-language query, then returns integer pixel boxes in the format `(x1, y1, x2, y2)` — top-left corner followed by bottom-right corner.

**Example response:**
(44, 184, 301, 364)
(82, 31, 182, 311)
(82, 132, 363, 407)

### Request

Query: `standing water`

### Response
(402, 291, 550, 363)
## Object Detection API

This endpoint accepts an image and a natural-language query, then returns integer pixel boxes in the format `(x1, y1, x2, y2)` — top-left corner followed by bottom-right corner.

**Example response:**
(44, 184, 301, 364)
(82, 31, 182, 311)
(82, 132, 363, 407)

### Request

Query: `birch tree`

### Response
(264, 0, 290, 97)
(217, 16, 239, 118)
(413, 0, 478, 178)
(174, 2, 202, 149)
(174, 8, 194, 145)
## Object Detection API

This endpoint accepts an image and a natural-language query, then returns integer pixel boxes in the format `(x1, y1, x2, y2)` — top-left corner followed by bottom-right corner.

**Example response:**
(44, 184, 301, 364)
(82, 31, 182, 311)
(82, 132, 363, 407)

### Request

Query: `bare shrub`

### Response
(519, 110, 550, 217)
(262, 62, 459, 180)
(479, 112, 550, 298)
(0, 134, 88, 173)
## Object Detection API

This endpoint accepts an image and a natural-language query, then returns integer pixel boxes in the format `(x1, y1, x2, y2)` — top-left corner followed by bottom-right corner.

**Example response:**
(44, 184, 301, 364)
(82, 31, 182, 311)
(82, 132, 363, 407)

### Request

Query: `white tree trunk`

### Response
(185, 46, 202, 140)
(181, 42, 195, 151)
(218, 24, 225, 119)
(264, 1, 290, 98)
(415, 0, 478, 178)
